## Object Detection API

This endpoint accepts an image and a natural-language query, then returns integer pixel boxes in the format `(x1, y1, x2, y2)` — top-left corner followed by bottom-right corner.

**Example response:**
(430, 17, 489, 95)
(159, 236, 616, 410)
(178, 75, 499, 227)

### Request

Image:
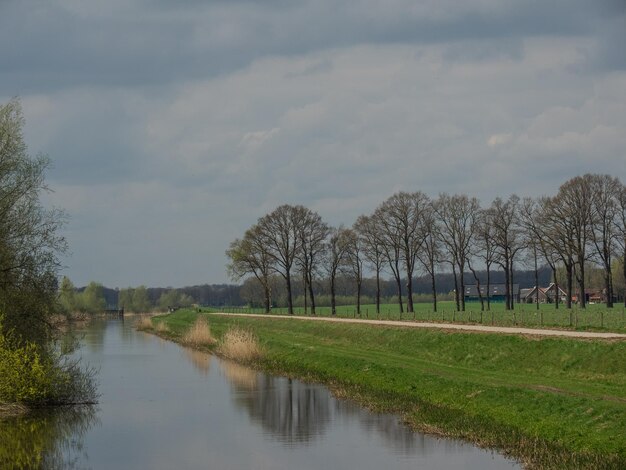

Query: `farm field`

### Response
(206, 300, 626, 332)
(147, 310, 626, 469)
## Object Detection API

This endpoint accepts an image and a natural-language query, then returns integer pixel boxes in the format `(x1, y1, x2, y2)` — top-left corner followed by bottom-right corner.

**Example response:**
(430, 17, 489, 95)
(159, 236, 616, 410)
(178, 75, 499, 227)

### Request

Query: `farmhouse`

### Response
(521, 283, 568, 304)
(464, 284, 520, 303)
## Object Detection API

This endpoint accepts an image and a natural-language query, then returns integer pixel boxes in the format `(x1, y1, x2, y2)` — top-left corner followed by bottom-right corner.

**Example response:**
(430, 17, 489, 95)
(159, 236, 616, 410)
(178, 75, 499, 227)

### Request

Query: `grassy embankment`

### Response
(141, 309, 626, 469)
(207, 300, 626, 332)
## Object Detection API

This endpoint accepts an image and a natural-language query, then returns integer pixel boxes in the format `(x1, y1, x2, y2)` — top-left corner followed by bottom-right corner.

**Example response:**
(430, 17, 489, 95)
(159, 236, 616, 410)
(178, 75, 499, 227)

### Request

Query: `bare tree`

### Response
(296, 209, 329, 315)
(325, 226, 351, 315)
(416, 203, 441, 313)
(519, 198, 543, 310)
(435, 194, 480, 312)
(373, 204, 404, 313)
(226, 224, 275, 313)
(616, 183, 626, 307)
(354, 214, 385, 315)
(344, 228, 364, 315)
(376, 192, 430, 313)
(257, 205, 307, 315)
(487, 195, 523, 311)
(589, 174, 621, 308)
(556, 176, 594, 309)
(475, 210, 497, 311)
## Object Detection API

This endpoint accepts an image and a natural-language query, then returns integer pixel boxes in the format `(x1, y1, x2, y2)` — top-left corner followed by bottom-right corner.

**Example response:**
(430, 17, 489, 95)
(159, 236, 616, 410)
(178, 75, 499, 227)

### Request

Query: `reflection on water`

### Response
(218, 358, 477, 457)
(181, 347, 213, 375)
(0, 406, 98, 470)
(221, 360, 331, 444)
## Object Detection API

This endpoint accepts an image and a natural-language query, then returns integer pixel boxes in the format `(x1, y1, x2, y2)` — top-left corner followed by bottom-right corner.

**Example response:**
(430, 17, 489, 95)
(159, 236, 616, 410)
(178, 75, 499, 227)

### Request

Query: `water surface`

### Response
(2, 318, 520, 469)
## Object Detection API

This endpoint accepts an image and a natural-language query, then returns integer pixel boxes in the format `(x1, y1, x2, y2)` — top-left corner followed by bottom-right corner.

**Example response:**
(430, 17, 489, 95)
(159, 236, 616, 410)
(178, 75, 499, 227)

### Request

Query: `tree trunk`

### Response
(330, 274, 337, 315)
(406, 274, 414, 313)
(509, 259, 515, 310)
(503, 261, 510, 311)
(303, 276, 307, 315)
(308, 277, 316, 315)
(459, 261, 466, 312)
(394, 272, 404, 313)
(452, 264, 460, 311)
(264, 284, 271, 313)
(605, 270, 613, 309)
(375, 268, 381, 315)
(566, 262, 573, 309)
(356, 280, 362, 315)
(552, 266, 559, 309)
(486, 264, 491, 311)
(578, 260, 586, 309)
(430, 258, 437, 313)
(286, 272, 294, 315)
(534, 248, 540, 310)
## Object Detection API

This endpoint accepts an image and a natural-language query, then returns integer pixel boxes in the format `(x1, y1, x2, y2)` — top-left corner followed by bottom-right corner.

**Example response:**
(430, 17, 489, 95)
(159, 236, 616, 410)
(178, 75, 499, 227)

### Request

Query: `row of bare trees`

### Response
(226, 174, 626, 315)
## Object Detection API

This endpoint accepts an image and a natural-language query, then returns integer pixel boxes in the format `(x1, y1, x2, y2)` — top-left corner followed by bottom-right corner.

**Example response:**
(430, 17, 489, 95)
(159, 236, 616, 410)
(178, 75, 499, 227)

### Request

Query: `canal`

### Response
(2, 318, 520, 469)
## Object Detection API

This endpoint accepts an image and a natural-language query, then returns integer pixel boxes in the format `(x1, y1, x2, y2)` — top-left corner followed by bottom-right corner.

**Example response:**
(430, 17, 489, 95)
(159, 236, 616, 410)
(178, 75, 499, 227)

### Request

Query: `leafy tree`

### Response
(118, 287, 134, 311)
(132, 285, 152, 312)
(0, 99, 66, 344)
(78, 282, 106, 314)
(58, 276, 77, 314)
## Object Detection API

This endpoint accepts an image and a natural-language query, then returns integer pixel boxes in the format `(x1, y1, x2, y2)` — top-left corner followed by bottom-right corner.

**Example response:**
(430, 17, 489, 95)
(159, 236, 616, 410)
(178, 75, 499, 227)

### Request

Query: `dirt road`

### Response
(210, 312, 626, 340)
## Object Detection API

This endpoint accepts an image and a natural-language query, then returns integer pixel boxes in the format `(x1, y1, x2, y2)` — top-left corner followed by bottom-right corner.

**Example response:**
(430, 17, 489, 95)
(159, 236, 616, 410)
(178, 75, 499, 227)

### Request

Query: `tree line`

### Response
(227, 174, 626, 315)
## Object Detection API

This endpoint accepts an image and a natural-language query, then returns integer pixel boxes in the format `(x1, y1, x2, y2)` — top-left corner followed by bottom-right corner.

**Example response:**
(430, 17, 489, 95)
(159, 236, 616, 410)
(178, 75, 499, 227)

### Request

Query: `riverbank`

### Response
(142, 309, 626, 469)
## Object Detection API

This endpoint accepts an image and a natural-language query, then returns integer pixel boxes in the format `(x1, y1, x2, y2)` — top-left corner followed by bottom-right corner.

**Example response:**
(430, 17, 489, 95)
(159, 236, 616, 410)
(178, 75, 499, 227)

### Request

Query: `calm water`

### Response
(2, 318, 520, 469)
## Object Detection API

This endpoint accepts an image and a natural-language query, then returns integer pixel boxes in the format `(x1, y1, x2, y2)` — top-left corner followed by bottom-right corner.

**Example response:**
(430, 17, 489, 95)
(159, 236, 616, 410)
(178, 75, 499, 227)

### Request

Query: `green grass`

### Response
(206, 301, 626, 332)
(147, 309, 626, 469)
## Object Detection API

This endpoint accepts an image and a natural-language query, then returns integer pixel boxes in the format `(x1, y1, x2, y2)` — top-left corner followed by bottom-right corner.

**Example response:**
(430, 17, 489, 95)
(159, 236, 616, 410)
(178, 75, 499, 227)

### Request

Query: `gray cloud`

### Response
(2, 0, 623, 95)
(3, 1, 625, 286)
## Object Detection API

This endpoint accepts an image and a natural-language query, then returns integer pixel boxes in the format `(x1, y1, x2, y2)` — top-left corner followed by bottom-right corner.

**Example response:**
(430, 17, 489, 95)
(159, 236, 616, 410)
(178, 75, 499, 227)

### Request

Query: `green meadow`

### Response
(149, 309, 626, 469)
(206, 300, 626, 332)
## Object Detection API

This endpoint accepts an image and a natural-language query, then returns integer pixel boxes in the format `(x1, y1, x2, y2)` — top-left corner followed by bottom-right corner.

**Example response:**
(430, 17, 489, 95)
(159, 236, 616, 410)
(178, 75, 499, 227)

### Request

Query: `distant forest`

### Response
(88, 266, 553, 310)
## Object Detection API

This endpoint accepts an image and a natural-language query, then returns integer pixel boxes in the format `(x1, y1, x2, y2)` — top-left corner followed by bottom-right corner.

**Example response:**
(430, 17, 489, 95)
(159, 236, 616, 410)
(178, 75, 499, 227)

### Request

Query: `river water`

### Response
(2, 318, 520, 469)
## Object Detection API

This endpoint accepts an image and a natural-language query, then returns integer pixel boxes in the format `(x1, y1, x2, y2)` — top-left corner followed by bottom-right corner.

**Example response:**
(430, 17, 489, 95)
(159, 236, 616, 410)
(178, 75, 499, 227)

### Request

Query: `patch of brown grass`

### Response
(182, 316, 216, 347)
(135, 316, 154, 331)
(155, 321, 170, 333)
(218, 326, 263, 363)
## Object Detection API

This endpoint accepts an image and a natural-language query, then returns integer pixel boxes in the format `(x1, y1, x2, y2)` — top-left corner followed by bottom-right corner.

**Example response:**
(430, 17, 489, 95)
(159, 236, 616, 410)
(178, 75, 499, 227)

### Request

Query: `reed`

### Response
(135, 316, 154, 331)
(217, 327, 262, 362)
(182, 316, 216, 347)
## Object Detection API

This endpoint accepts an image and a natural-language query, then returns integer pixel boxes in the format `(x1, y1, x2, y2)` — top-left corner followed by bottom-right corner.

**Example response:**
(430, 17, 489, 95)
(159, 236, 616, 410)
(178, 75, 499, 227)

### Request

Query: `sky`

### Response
(2, 0, 625, 288)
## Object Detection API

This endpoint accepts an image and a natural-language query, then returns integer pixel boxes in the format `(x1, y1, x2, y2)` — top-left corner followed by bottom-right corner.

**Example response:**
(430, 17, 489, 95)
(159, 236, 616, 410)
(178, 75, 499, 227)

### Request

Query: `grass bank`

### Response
(142, 309, 626, 469)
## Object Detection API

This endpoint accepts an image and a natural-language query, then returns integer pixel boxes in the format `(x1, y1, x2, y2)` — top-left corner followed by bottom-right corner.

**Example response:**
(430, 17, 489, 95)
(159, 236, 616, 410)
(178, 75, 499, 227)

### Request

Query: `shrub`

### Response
(0, 333, 53, 403)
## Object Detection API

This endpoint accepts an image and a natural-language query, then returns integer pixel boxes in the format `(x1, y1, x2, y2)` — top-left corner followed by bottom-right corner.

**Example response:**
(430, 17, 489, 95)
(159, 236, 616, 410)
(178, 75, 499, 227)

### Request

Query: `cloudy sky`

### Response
(2, 0, 625, 288)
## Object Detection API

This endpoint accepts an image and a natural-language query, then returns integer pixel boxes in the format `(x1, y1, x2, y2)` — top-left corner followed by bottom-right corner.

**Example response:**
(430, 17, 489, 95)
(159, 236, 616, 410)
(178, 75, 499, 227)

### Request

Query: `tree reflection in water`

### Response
(219, 359, 457, 456)
(0, 405, 98, 469)
(220, 360, 331, 445)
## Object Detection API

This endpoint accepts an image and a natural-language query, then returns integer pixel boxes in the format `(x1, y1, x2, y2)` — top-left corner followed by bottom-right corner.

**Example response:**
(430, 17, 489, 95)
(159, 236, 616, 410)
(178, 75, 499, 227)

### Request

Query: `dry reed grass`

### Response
(155, 321, 170, 333)
(182, 317, 216, 347)
(135, 316, 154, 331)
(218, 326, 263, 363)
